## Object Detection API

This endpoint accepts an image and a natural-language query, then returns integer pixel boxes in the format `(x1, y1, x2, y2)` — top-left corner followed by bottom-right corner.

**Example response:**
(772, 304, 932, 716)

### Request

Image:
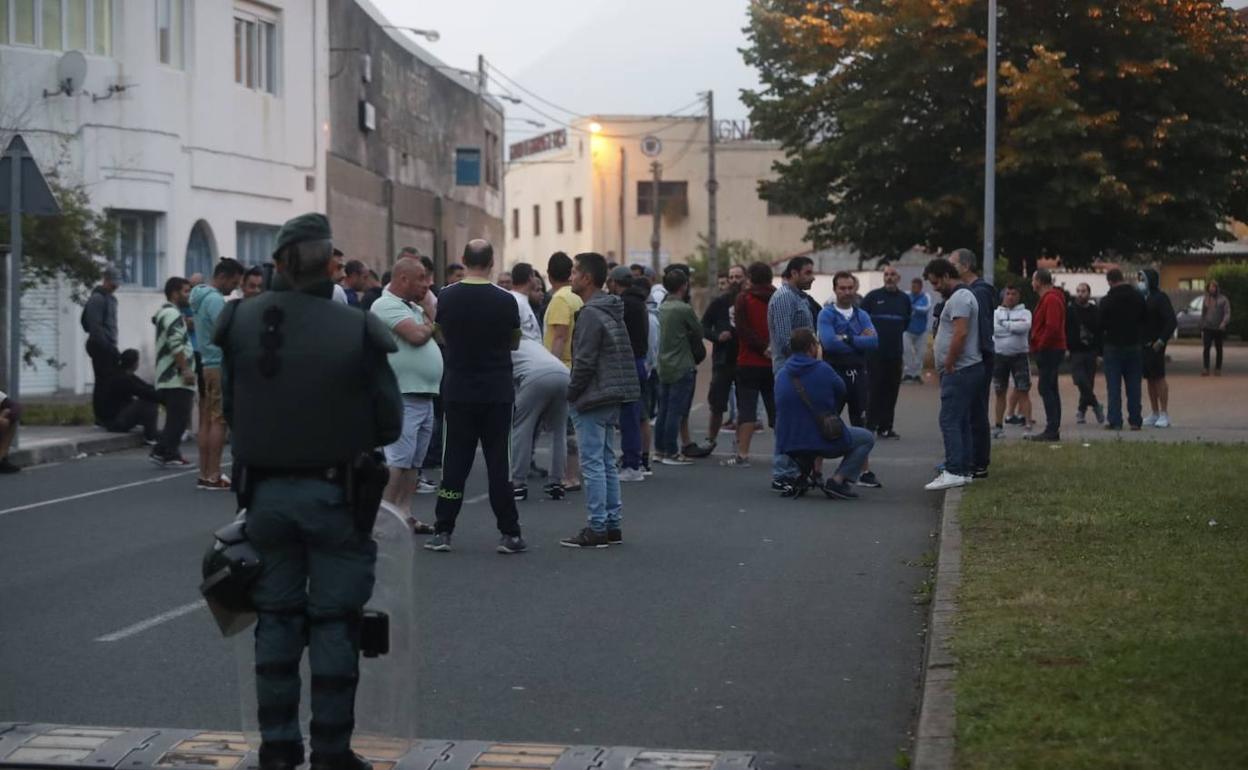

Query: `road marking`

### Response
(0, 470, 200, 517)
(95, 599, 207, 642)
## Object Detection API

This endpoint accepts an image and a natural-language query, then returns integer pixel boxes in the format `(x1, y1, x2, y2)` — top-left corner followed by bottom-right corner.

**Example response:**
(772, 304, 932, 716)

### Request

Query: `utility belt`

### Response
(235, 451, 388, 533)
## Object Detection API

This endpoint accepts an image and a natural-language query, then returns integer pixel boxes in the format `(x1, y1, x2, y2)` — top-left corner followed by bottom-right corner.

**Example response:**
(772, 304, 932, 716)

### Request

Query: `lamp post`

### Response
(983, 0, 998, 284)
(381, 25, 440, 42)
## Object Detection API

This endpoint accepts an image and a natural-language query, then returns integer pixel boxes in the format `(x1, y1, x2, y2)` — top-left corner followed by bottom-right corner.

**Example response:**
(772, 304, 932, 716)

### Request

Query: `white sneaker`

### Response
(659, 454, 694, 466)
(1143, 413, 1158, 427)
(1154, 413, 1170, 428)
(618, 467, 646, 482)
(925, 471, 971, 491)
(416, 478, 438, 494)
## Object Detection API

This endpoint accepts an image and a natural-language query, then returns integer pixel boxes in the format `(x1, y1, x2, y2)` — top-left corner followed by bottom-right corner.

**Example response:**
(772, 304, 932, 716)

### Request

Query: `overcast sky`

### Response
(373, 0, 1248, 143)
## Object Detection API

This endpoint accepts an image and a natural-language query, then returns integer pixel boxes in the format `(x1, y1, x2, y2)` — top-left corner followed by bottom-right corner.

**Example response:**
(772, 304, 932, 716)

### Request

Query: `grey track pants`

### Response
(511, 371, 569, 485)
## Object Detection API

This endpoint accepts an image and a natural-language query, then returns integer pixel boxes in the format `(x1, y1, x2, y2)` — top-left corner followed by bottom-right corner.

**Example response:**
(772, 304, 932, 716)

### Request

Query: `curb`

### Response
(912, 487, 962, 770)
(10, 432, 146, 468)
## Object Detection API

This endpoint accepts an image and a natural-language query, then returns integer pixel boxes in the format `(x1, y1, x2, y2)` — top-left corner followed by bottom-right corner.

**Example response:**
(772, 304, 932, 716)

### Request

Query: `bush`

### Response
(1207, 262, 1248, 340)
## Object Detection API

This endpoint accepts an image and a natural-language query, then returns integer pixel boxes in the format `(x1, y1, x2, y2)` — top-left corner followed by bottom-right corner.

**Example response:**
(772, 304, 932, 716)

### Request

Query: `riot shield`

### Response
(235, 504, 416, 760)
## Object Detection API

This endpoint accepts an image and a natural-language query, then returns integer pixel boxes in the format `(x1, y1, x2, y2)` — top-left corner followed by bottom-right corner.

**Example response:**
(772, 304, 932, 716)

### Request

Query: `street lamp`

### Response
(492, 94, 522, 105)
(381, 25, 440, 43)
(983, 0, 997, 284)
(506, 118, 545, 128)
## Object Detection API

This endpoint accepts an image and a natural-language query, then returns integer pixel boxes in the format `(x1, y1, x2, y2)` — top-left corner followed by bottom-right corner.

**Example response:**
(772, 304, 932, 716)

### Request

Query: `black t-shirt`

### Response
(436, 277, 520, 403)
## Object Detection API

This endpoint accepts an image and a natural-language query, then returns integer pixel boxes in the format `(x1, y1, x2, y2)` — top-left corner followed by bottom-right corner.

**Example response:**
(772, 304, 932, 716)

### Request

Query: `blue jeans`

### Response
(572, 405, 622, 533)
(618, 357, 646, 469)
(831, 426, 875, 481)
(939, 366, 984, 477)
(655, 369, 695, 455)
(773, 369, 800, 480)
(1102, 345, 1143, 428)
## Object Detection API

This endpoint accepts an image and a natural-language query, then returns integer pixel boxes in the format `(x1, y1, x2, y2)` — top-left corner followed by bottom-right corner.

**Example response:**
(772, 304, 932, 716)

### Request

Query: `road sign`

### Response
(2, 134, 62, 451)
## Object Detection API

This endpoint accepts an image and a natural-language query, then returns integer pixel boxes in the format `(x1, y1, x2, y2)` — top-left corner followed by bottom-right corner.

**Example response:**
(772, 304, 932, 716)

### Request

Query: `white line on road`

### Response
(95, 599, 207, 642)
(0, 470, 200, 518)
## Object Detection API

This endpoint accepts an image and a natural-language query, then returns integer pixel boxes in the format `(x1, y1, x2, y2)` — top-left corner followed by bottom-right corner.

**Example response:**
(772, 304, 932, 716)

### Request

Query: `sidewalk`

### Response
(8, 425, 146, 468)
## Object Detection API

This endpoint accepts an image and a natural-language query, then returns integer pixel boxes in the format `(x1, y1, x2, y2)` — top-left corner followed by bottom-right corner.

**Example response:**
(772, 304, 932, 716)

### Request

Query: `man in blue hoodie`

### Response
(818, 271, 882, 488)
(903, 277, 931, 382)
(190, 258, 244, 489)
(775, 328, 876, 500)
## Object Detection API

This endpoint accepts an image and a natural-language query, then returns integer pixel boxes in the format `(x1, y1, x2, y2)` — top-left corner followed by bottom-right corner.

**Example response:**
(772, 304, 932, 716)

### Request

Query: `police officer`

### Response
(215, 213, 402, 770)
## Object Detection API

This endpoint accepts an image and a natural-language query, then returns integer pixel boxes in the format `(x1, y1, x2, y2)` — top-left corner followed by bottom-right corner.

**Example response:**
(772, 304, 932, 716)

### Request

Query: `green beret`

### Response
(272, 213, 332, 258)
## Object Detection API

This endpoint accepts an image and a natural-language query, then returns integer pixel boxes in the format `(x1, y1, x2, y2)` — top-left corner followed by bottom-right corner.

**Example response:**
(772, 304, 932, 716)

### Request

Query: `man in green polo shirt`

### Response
(370, 256, 443, 534)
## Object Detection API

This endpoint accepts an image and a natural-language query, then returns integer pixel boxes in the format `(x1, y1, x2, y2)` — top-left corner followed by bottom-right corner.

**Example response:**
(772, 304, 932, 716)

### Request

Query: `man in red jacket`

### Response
(1028, 268, 1067, 442)
(724, 261, 777, 466)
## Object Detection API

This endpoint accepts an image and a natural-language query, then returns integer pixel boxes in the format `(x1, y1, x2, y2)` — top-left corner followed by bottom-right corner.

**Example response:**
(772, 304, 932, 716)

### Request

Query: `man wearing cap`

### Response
(214, 213, 402, 770)
(83, 268, 121, 422)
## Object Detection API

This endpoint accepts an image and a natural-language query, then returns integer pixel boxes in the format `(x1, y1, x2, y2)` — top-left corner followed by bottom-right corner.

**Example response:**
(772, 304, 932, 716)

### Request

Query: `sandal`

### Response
(407, 517, 436, 535)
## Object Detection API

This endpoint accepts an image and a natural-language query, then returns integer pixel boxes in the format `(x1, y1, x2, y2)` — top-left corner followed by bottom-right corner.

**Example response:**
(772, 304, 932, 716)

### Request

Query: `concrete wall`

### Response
(2, 0, 327, 393)
(326, 0, 504, 277)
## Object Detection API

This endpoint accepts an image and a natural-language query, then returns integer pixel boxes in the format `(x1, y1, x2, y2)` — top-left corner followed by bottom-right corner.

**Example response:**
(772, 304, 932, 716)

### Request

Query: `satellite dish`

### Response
(57, 51, 88, 96)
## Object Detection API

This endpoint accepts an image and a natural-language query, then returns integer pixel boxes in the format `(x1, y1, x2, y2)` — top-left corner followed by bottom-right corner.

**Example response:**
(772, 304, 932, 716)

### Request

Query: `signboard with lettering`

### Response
(715, 120, 754, 142)
(509, 129, 568, 161)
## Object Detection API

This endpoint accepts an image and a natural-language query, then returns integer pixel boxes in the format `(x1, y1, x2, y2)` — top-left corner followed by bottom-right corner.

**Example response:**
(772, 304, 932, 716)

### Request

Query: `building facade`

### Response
(326, 0, 504, 278)
(2, 0, 327, 395)
(504, 115, 810, 273)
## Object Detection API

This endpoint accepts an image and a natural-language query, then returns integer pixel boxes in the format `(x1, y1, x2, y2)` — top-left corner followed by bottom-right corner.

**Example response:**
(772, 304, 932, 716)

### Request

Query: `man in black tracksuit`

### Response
(861, 265, 912, 438)
(699, 264, 745, 449)
(1066, 283, 1103, 424)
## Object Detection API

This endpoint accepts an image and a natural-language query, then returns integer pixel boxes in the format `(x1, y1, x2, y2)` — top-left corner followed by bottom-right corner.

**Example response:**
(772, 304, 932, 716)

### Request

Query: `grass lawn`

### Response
(18, 401, 96, 426)
(954, 442, 1248, 769)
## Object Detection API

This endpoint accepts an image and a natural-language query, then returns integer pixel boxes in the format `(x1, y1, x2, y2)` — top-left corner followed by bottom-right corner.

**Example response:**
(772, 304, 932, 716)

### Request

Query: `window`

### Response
(234, 7, 278, 94)
(484, 130, 500, 189)
(0, 0, 109, 53)
(236, 222, 280, 266)
(556, 201, 564, 234)
(637, 181, 689, 217)
(455, 148, 481, 186)
(110, 210, 164, 289)
(574, 197, 583, 232)
(156, 0, 183, 67)
(533, 205, 540, 237)
(512, 208, 519, 239)
(1178, 278, 1206, 292)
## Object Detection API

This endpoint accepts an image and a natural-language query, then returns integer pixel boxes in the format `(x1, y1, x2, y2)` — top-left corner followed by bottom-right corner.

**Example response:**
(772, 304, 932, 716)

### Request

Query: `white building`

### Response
(1, 0, 327, 395)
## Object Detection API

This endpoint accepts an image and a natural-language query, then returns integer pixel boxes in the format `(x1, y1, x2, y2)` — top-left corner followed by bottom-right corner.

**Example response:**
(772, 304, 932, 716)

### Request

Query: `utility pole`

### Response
(705, 90, 719, 285)
(650, 161, 662, 274)
(982, 0, 997, 284)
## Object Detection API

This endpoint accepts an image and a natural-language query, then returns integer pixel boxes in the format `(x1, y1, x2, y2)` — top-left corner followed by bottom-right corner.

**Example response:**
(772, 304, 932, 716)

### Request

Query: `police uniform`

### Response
(215, 214, 402, 770)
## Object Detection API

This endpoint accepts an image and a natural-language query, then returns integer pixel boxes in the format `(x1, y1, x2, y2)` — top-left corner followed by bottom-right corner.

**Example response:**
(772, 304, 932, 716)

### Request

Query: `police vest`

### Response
(217, 288, 401, 467)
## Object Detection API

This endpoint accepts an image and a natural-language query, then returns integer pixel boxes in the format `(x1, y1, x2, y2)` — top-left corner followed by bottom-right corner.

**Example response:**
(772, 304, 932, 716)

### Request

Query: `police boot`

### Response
(258, 741, 305, 770)
(310, 751, 372, 770)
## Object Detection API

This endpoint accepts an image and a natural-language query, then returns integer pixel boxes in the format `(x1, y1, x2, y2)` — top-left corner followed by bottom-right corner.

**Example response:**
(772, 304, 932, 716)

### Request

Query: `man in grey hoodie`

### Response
(82, 269, 120, 422)
(561, 252, 642, 549)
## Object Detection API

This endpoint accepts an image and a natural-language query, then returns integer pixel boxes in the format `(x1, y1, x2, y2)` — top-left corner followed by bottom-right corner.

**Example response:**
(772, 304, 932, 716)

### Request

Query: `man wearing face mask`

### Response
(1138, 269, 1177, 428)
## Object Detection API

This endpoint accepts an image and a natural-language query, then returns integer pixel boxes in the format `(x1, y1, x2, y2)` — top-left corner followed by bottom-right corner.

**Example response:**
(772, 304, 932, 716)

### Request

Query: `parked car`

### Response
(1175, 294, 1203, 338)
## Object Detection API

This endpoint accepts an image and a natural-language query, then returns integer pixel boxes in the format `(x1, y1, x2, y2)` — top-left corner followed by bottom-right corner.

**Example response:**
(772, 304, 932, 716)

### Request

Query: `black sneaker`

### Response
(513, 484, 528, 501)
(310, 752, 371, 770)
(854, 471, 883, 488)
(771, 479, 789, 492)
(1092, 404, 1105, 425)
(543, 482, 566, 500)
(972, 467, 989, 480)
(259, 742, 305, 770)
(1024, 431, 1060, 443)
(423, 532, 452, 552)
(823, 477, 859, 500)
(683, 441, 715, 458)
(877, 429, 901, 440)
(607, 528, 623, 545)
(560, 527, 609, 549)
(497, 535, 528, 554)
(0, 459, 21, 474)
(1005, 415, 1025, 426)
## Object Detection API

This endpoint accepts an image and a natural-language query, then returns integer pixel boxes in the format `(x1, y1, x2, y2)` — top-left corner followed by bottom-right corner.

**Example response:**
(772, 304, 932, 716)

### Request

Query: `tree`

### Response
(743, 1, 1248, 272)
(682, 235, 776, 287)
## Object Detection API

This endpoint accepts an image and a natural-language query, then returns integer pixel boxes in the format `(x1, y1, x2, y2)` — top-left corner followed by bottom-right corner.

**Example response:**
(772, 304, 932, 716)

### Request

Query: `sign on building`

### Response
(509, 129, 568, 161)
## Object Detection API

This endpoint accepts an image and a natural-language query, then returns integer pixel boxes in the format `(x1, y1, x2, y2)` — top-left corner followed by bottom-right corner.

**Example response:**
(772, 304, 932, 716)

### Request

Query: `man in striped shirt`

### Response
(150, 277, 197, 467)
(767, 256, 816, 488)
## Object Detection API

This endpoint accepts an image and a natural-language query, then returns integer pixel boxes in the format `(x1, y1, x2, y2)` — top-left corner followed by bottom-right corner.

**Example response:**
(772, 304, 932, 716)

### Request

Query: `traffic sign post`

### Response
(1, 134, 61, 449)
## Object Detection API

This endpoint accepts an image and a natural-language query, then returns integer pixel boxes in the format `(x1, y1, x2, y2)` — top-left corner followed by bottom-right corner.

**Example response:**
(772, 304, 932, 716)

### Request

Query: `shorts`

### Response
(734, 365, 774, 424)
(708, 364, 736, 413)
(1143, 345, 1166, 380)
(201, 367, 226, 425)
(384, 395, 436, 469)
(991, 353, 1031, 393)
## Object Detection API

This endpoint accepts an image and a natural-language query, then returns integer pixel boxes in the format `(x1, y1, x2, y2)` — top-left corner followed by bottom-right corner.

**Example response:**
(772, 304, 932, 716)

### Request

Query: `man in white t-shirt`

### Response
(508, 262, 543, 342)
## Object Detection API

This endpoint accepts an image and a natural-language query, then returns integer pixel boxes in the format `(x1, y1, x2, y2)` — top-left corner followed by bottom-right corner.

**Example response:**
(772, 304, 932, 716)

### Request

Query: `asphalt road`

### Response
(0, 384, 944, 769)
